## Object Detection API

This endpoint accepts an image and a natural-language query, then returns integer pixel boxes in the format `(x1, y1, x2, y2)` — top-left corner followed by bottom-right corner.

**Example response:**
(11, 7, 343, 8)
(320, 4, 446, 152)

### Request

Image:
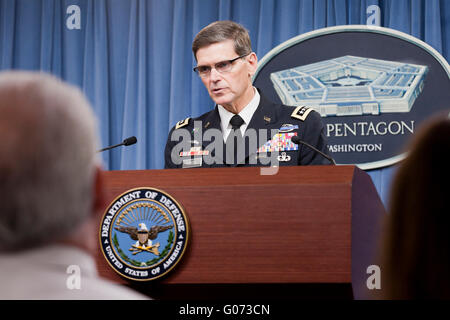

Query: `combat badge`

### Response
(99, 188, 189, 281)
(279, 124, 299, 133)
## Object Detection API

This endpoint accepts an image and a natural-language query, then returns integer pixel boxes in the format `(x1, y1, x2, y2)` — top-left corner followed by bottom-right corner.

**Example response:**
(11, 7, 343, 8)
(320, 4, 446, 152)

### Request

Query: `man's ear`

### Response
(247, 52, 258, 77)
(92, 165, 106, 216)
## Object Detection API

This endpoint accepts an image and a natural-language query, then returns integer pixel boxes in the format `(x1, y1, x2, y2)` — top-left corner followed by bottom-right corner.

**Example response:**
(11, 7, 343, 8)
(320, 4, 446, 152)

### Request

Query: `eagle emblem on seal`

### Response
(99, 188, 189, 281)
(115, 223, 173, 255)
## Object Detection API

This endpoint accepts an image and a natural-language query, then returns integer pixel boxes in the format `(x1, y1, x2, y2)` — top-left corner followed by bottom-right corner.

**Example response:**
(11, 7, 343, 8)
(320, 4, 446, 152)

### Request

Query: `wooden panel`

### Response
(95, 166, 355, 285)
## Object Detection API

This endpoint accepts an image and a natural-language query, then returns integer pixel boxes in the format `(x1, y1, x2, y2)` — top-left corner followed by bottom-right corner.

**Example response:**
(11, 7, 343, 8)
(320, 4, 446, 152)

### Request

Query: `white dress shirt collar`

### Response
(217, 88, 260, 141)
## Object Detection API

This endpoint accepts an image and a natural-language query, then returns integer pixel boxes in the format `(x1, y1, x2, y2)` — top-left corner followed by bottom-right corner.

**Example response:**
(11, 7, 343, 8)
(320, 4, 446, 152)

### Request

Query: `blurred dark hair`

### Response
(379, 114, 450, 299)
(192, 20, 252, 60)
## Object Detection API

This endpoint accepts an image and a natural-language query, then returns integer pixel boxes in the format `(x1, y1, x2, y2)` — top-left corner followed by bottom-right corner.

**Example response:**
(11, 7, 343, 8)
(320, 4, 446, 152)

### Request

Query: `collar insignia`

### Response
(175, 118, 190, 129)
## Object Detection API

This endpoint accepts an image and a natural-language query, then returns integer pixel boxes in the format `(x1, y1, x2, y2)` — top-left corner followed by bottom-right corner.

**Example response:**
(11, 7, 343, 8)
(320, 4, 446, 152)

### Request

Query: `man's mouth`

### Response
(212, 87, 225, 94)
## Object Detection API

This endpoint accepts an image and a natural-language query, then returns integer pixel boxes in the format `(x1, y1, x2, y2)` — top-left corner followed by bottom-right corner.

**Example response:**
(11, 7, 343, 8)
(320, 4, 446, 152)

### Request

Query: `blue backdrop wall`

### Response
(0, 0, 449, 207)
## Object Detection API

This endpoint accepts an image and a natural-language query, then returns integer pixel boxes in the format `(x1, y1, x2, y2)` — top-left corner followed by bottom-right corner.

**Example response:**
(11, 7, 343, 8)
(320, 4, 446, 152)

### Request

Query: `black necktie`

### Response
(226, 114, 245, 165)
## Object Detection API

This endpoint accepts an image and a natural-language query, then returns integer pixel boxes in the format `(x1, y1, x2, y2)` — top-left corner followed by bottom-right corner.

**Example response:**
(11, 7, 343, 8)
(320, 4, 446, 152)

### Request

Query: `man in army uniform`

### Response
(164, 20, 331, 169)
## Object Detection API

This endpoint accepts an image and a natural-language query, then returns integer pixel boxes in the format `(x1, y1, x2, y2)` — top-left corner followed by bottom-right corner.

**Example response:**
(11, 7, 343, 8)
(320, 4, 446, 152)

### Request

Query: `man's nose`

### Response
(209, 67, 222, 81)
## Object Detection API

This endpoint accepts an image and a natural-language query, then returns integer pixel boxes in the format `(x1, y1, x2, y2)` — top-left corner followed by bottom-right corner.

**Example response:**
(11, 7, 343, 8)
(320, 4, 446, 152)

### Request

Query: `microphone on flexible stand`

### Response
(97, 136, 137, 153)
(291, 135, 336, 165)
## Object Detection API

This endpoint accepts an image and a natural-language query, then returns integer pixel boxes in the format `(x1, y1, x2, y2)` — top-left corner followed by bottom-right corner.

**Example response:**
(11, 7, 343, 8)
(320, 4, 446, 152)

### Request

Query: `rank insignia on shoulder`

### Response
(291, 106, 313, 121)
(175, 117, 191, 129)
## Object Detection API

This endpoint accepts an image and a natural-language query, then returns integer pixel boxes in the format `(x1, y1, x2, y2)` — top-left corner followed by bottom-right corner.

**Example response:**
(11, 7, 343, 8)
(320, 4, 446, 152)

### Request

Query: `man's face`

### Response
(195, 39, 257, 111)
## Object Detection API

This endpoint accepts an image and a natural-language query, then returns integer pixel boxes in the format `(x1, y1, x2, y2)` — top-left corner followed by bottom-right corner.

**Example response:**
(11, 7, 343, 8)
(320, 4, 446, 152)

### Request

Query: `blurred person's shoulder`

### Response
(0, 244, 149, 300)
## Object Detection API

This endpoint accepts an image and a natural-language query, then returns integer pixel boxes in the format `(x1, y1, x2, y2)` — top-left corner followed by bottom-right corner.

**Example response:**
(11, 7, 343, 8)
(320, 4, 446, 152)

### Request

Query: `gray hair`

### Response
(192, 20, 252, 59)
(0, 71, 99, 251)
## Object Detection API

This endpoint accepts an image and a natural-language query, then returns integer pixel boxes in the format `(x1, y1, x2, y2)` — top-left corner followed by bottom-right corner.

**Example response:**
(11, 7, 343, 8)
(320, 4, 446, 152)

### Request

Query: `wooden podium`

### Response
(96, 165, 385, 300)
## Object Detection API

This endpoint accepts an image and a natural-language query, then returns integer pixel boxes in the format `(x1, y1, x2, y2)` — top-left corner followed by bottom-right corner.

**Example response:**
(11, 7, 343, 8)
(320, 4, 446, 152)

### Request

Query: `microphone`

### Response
(291, 135, 336, 165)
(97, 136, 137, 153)
(123, 136, 137, 146)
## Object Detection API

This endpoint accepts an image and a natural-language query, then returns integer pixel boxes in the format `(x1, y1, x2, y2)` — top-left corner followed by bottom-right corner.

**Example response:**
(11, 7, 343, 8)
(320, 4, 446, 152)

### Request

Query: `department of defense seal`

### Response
(99, 187, 189, 281)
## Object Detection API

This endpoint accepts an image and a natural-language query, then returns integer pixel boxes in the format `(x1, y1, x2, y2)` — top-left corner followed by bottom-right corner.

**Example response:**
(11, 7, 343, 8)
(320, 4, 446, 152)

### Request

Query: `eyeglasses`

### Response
(193, 53, 250, 78)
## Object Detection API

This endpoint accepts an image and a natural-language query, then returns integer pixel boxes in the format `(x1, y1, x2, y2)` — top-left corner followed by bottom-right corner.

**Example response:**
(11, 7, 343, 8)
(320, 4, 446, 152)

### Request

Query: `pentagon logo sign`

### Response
(100, 188, 189, 281)
(254, 26, 450, 169)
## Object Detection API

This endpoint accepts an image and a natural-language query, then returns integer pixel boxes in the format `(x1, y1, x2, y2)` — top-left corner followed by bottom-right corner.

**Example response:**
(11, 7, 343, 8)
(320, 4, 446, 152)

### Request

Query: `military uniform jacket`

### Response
(164, 91, 330, 168)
